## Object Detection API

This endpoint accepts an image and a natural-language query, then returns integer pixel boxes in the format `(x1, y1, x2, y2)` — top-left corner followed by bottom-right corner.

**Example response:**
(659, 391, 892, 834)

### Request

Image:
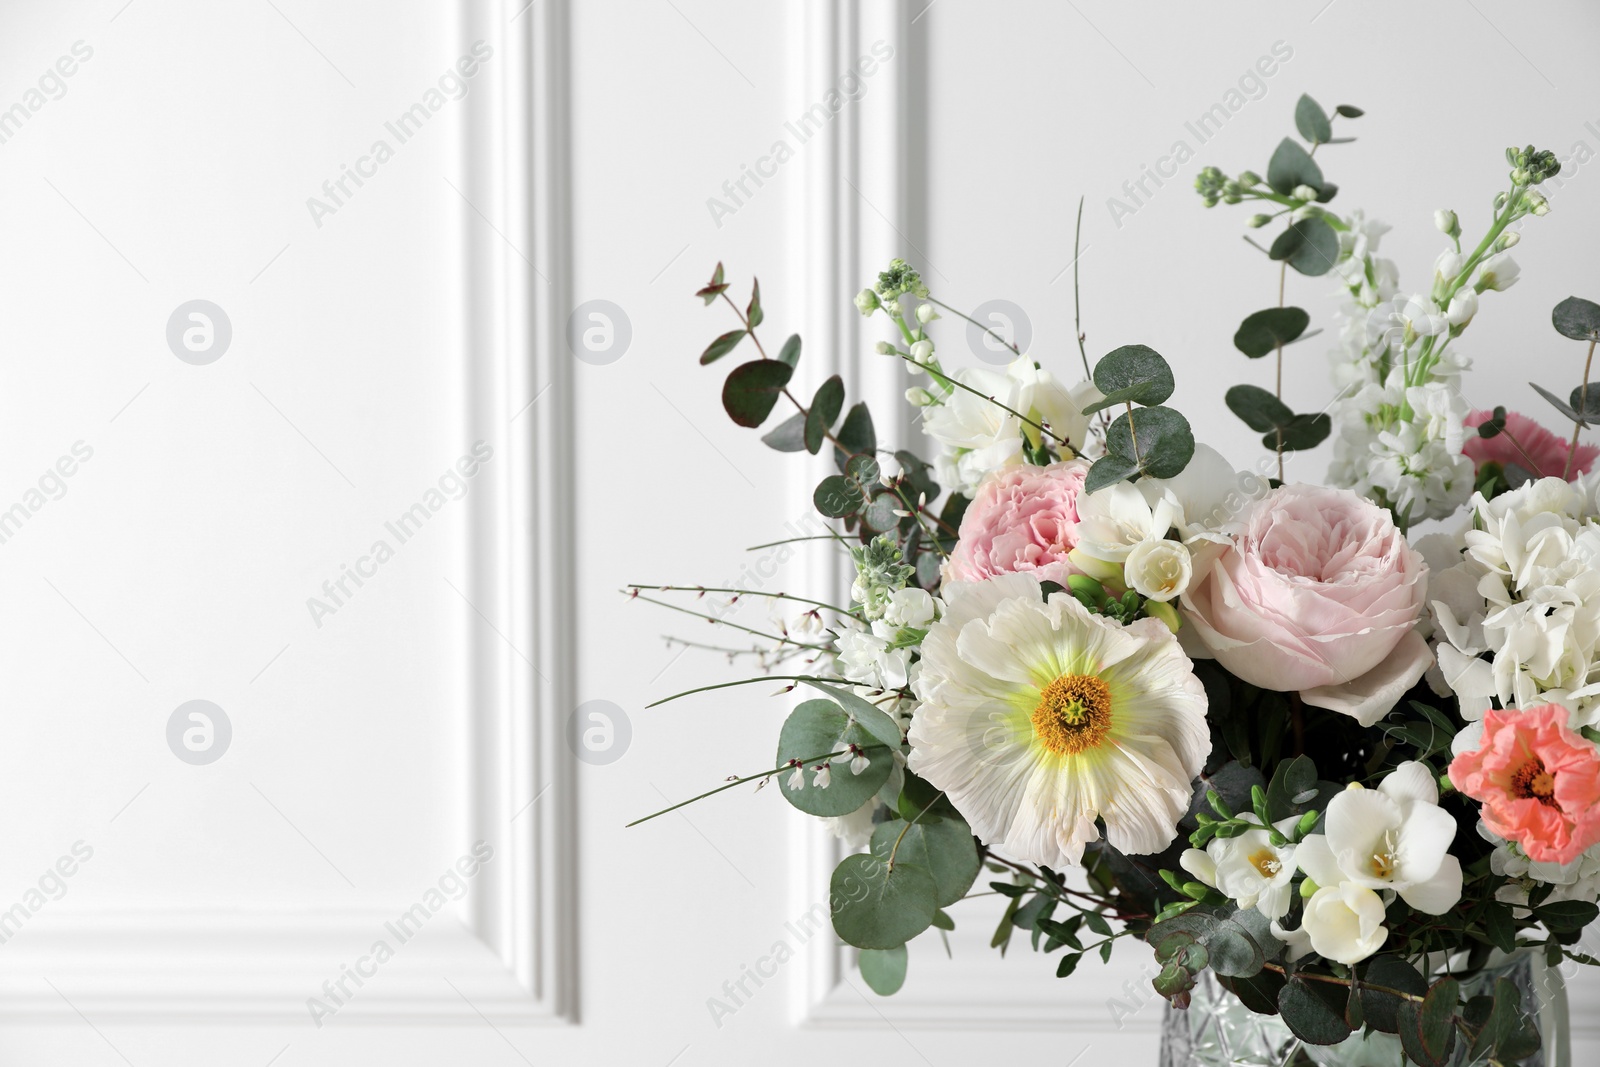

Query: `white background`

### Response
(2, 0, 1600, 1064)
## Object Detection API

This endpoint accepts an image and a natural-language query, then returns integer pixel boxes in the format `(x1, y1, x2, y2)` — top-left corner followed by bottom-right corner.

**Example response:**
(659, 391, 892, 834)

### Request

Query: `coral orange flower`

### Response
(1449, 705, 1600, 864)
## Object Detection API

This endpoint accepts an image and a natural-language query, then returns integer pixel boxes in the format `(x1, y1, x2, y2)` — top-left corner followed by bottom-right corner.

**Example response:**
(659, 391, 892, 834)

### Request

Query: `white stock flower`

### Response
(882, 586, 938, 629)
(1434, 249, 1464, 285)
(909, 339, 934, 365)
(1475, 252, 1521, 292)
(834, 620, 913, 690)
(1447, 288, 1478, 326)
(1124, 538, 1193, 602)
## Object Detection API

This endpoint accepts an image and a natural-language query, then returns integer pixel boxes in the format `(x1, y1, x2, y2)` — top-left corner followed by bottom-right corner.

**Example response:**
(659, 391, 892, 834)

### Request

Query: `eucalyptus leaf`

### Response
(1334, 104, 1364, 118)
(1267, 137, 1324, 196)
(1294, 94, 1331, 144)
(1082, 344, 1175, 414)
(1531, 381, 1590, 427)
(862, 493, 901, 533)
(814, 475, 864, 518)
(796, 678, 905, 751)
(777, 332, 802, 367)
(1358, 954, 1426, 1034)
(830, 853, 938, 949)
(1225, 384, 1294, 432)
(870, 817, 981, 908)
(1271, 412, 1332, 452)
(1103, 405, 1195, 480)
(722, 359, 793, 426)
(858, 945, 908, 995)
(1234, 307, 1311, 358)
(834, 402, 876, 472)
(745, 279, 763, 328)
(760, 411, 808, 452)
(1269, 217, 1339, 277)
(775, 699, 892, 816)
(1279, 977, 1352, 1046)
(805, 375, 845, 454)
(700, 329, 746, 366)
(1552, 296, 1600, 341)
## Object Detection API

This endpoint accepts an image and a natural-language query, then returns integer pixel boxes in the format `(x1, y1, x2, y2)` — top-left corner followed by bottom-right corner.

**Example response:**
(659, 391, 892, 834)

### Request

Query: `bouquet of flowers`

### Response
(631, 94, 1600, 1065)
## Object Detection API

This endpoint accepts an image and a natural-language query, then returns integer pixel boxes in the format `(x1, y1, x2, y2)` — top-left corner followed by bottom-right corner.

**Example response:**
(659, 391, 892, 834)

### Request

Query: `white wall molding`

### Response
(0, 0, 579, 1027)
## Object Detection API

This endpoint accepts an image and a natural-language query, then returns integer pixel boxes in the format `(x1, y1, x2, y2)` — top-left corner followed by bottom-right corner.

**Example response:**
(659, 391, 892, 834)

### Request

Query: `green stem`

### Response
(645, 674, 902, 709)
(903, 353, 1077, 456)
(627, 748, 846, 827)
(1566, 339, 1597, 479)
(888, 791, 945, 869)
(627, 584, 854, 615)
(628, 593, 831, 651)
(927, 297, 1019, 357)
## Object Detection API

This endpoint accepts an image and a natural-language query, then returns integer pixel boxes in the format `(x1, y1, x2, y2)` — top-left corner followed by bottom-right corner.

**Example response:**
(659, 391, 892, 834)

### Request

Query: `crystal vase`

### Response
(1157, 950, 1569, 1066)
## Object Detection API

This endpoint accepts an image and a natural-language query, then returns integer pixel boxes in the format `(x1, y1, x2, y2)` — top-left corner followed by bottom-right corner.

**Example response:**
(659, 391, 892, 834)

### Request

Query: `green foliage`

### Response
(700, 329, 746, 365)
(722, 359, 793, 427)
(1277, 975, 1351, 1045)
(1530, 381, 1593, 427)
(1266, 138, 1324, 196)
(1233, 307, 1311, 358)
(774, 699, 892, 817)
(777, 332, 802, 367)
(858, 946, 908, 995)
(1081, 344, 1176, 413)
(830, 853, 938, 949)
(1396, 977, 1459, 1067)
(1225, 384, 1294, 433)
(1553, 296, 1600, 341)
(1085, 405, 1196, 493)
(805, 375, 845, 454)
(834, 402, 876, 472)
(869, 817, 980, 908)
(760, 411, 807, 452)
(1269, 216, 1339, 276)
(1357, 954, 1427, 1034)
(1293, 94, 1331, 145)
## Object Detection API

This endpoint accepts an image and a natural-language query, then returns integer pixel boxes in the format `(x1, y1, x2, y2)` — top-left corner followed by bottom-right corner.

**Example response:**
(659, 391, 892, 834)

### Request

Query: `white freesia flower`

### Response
(1286, 883, 1390, 965)
(1075, 481, 1181, 563)
(923, 358, 1091, 496)
(1294, 764, 1463, 915)
(1124, 538, 1193, 602)
(906, 572, 1209, 867)
(1182, 814, 1299, 919)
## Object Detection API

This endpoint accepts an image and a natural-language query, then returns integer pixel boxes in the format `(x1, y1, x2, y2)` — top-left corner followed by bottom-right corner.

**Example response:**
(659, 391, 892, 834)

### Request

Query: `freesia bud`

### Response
(1144, 600, 1182, 634)
(1433, 208, 1459, 237)
(1066, 548, 1124, 586)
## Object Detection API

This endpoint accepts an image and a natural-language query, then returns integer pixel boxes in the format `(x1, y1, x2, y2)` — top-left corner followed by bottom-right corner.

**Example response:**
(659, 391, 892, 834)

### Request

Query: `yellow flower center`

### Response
(1248, 848, 1281, 879)
(1031, 674, 1113, 756)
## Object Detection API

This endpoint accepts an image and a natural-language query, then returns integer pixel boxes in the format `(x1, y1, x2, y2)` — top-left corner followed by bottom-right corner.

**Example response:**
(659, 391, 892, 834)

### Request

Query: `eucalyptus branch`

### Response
(1565, 338, 1596, 479)
(887, 791, 946, 869)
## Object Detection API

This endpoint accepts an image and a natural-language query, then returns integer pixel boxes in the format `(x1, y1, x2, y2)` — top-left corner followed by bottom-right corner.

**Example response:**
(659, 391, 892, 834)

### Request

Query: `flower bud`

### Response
(854, 288, 881, 316)
(1066, 548, 1123, 586)
(909, 339, 934, 364)
(1144, 600, 1181, 634)
(1291, 184, 1318, 201)
(1247, 213, 1272, 229)
(1434, 249, 1464, 283)
(1447, 289, 1478, 327)
(904, 386, 933, 406)
(1291, 205, 1315, 222)
(1496, 230, 1521, 251)
(1433, 209, 1459, 237)
(915, 302, 938, 325)
(1526, 190, 1550, 216)
(874, 340, 894, 355)
(1238, 170, 1261, 187)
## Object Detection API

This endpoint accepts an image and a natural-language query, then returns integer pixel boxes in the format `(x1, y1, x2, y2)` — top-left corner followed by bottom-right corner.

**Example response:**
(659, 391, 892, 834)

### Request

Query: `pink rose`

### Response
(1181, 484, 1430, 726)
(1450, 705, 1600, 865)
(944, 460, 1089, 586)
(1463, 409, 1598, 481)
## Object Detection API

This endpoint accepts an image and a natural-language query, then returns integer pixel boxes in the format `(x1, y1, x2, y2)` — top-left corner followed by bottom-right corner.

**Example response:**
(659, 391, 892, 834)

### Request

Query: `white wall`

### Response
(1, 0, 1598, 1064)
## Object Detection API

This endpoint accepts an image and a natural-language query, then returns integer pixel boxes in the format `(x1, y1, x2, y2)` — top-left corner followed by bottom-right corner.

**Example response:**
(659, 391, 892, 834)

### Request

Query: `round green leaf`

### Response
(760, 411, 808, 452)
(1552, 296, 1600, 341)
(1272, 412, 1332, 452)
(1279, 976, 1353, 1046)
(805, 375, 845, 454)
(1294, 94, 1331, 145)
(722, 359, 794, 427)
(1225, 384, 1294, 432)
(858, 945, 908, 995)
(1270, 218, 1339, 277)
(1104, 405, 1195, 479)
(862, 492, 900, 533)
(1267, 137, 1324, 196)
(775, 699, 892, 817)
(1083, 344, 1175, 414)
(830, 853, 938, 949)
(1233, 307, 1311, 358)
(814, 475, 864, 518)
(869, 817, 980, 908)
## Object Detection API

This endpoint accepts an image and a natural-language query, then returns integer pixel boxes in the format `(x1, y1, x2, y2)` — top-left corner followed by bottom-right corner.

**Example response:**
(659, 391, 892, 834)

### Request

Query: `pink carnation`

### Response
(1463, 409, 1598, 481)
(1449, 705, 1600, 865)
(944, 460, 1089, 586)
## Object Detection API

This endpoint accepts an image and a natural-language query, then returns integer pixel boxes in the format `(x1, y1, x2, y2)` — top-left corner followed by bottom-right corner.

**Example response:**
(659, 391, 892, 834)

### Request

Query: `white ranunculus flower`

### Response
(1124, 538, 1193, 602)
(1295, 883, 1389, 965)
(1294, 763, 1463, 915)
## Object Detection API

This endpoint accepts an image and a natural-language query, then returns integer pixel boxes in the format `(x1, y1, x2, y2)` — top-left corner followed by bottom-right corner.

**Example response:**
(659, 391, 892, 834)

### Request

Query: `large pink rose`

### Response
(944, 460, 1089, 586)
(1181, 484, 1431, 726)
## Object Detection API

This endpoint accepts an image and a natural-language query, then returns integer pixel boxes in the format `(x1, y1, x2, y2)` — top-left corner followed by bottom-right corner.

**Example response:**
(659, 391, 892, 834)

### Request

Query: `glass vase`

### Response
(1157, 950, 1569, 1066)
